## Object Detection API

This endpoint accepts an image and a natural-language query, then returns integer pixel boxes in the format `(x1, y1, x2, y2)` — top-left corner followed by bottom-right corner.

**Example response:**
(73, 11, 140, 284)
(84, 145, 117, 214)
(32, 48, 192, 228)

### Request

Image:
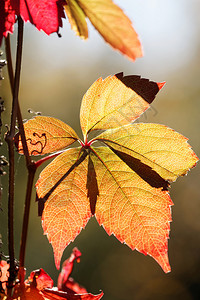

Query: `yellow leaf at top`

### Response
(64, 0, 88, 39)
(77, 0, 142, 61)
(96, 123, 198, 182)
(15, 116, 78, 156)
(90, 146, 172, 273)
(36, 148, 91, 269)
(80, 74, 162, 139)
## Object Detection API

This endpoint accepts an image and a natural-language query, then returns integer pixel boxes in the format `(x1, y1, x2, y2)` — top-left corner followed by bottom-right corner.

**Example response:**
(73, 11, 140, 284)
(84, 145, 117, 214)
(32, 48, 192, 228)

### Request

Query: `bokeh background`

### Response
(1, 0, 200, 299)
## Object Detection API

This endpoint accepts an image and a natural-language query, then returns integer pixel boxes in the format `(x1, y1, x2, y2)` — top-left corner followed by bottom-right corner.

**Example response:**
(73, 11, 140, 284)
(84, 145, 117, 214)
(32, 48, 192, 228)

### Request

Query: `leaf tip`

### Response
(157, 81, 166, 90)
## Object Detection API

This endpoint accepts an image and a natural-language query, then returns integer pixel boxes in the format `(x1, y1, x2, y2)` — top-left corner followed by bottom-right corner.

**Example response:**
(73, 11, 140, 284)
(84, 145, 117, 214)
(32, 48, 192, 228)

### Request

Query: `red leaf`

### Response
(42, 288, 104, 300)
(27, 268, 54, 290)
(57, 248, 83, 292)
(0, 260, 9, 291)
(61, 278, 87, 295)
(0, 0, 65, 45)
(0, 0, 15, 45)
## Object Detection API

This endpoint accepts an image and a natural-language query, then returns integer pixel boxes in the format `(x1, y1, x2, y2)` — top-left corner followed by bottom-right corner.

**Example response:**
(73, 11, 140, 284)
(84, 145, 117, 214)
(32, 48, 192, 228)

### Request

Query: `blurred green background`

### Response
(1, 0, 200, 299)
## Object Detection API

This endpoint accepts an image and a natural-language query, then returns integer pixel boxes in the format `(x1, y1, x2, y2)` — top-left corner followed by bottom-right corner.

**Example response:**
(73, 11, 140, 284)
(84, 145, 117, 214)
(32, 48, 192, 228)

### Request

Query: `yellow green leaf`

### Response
(80, 73, 162, 139)
(64, 0, 88, 39)
(77, 0, 142, 61)
(36, 148, 91, 269)
(15, 116, 78, 156)
(90, 146, 172, 273)
(96, 123, 198, 182)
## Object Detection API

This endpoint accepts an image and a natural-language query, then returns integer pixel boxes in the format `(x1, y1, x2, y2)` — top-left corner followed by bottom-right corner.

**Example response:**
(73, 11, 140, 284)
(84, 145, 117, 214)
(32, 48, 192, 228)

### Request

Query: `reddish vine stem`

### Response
(19, 165, 36, 269)
(5, 34, 31, 165)
(5, 17, 25, 296)
(6, 22, 37, 284)
(5, 18, 38, 282)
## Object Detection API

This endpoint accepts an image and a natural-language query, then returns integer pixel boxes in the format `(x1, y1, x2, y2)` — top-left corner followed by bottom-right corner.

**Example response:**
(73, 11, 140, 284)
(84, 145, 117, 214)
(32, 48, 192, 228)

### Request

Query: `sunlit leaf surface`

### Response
(15, 73, 198, 272)
(15, 116, 78, 156)
(77, 0, 142, 60)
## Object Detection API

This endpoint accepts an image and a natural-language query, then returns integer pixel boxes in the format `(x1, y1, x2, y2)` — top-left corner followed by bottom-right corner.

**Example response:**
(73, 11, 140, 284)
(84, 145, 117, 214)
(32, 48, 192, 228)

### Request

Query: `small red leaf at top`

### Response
(0, 0, 65, 45)
(13, 0, 65, 35)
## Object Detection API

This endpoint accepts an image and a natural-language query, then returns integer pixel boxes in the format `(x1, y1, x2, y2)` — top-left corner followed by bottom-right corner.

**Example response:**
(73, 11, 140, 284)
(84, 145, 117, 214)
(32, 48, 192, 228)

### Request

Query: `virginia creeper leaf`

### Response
(64, 0, 88, 39)
(80, 73, 163, 139)
(76, 0, 142, 61)
(36, 148, 91, 269)
(16, 73, 198, 272)
(15, 116, 78, 155)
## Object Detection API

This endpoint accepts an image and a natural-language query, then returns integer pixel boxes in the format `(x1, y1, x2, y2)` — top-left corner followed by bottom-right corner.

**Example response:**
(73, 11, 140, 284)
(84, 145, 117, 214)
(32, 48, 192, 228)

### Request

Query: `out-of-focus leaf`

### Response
(64, 0, 88, 39)
(0, 0, 15, 45)
(1, 0, 142, 63)
(77, 0, 142, 61)
(16, 0, 65, 34)
(0, 0, 65, 45)
(15, 116, 78, 156)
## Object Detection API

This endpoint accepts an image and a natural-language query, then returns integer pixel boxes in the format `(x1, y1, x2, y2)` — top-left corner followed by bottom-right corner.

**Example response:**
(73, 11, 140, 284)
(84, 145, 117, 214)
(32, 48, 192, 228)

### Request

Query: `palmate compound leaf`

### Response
(15, 73, 198, 273)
